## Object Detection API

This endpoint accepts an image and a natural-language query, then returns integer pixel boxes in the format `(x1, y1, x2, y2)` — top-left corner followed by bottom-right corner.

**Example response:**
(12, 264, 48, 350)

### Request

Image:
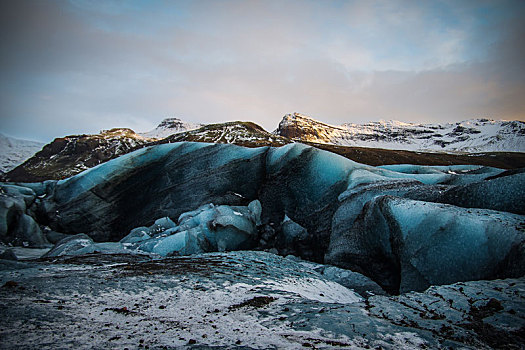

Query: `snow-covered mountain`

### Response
(275, 113, 525, 153)
(0, 134, 44, 173)
(140, 117, 202, 139)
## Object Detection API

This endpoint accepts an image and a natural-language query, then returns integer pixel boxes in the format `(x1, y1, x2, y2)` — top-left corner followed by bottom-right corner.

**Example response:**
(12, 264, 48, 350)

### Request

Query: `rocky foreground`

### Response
(1, 251, 524, 349)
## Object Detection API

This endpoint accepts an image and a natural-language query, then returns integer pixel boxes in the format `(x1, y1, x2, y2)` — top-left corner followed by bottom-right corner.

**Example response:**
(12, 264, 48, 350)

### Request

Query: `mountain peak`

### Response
(162, 121, 289, 147)
(156, 117, 186, 128)
(277, 113, 344, 141)
(140, 117, 202, 140)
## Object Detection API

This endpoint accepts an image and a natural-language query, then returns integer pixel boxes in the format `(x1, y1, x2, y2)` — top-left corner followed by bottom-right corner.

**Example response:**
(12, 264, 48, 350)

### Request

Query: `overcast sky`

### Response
(1, 0, 524, 142)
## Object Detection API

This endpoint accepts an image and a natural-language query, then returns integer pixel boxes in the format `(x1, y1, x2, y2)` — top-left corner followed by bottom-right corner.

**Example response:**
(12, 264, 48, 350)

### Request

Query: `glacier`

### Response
(44, 200, 262, 258)
(1, 141, 524, 295)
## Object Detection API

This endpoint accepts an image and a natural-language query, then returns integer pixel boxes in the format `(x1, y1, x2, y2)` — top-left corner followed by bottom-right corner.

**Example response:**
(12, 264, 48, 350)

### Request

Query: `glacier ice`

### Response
(11, 214, 49, 248)
(43, 234, 130, 257)
(119, 200, 262, 256)
(326, 195, 525, 293)
(436, 171, 525, 214)
(0, 184, 49, 247)
(119, 226, 151, 244)
(150, 217, 177, 234)
(2, 141, 524, 294)
(43, 142, 268, 241)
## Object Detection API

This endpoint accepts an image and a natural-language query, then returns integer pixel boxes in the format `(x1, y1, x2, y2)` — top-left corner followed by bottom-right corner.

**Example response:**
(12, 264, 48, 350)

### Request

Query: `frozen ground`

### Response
(1, 250, 524, 349)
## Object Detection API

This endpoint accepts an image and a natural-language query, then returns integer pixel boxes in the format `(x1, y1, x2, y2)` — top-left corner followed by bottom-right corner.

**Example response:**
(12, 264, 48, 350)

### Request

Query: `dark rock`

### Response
(274, 216, 309, 257)
(43, 233, 95, 258)
(0, 248, 17, 261)
(321, 266, 387, 297)
(2, 280, 19, 288)
(44, 229, 72, 245)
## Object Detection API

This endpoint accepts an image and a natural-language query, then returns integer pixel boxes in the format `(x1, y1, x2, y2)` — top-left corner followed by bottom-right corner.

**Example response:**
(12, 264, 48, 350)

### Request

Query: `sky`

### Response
(1, 0, 524, 142)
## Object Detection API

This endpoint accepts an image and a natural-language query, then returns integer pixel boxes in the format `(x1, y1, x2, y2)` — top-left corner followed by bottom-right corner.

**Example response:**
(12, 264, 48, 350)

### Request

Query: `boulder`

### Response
(0, 248, 18, 261)
(321, 266, 386, 297)
(43, 234, 96, 257)
(43, 233, 128, 258)
(274, 216, 309, 257)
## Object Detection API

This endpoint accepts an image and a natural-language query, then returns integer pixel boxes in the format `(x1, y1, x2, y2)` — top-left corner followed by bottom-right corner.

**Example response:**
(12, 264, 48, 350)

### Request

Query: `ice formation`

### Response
(1, 142, 524, 294)
(118, 200, 260, 256)
(327, 196, 525, 293)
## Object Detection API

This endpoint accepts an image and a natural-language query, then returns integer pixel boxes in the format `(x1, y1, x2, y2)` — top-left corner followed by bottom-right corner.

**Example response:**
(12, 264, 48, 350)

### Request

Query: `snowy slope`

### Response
(276, 113, 525, 153)
(140, 118, 202, 139)
(0, 134, 44, 173)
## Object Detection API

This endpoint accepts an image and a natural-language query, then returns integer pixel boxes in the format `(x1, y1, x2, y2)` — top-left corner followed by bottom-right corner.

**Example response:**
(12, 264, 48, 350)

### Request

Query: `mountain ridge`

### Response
(275, 112, 525, 153)
(4, 115, 525, 182)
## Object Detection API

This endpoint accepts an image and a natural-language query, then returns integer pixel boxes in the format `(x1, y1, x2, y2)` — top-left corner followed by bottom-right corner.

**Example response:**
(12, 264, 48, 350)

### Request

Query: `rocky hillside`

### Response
(276, 113, 525, 153)
(6, 128, 150, 182)
(5, 117, 203, 181)
(159, 121, 290, 147)
(0, 134, 44, 173)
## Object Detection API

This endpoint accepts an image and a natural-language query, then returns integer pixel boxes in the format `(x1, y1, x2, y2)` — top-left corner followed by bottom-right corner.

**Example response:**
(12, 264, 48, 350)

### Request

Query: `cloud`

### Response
(0, 0, 524, 142)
